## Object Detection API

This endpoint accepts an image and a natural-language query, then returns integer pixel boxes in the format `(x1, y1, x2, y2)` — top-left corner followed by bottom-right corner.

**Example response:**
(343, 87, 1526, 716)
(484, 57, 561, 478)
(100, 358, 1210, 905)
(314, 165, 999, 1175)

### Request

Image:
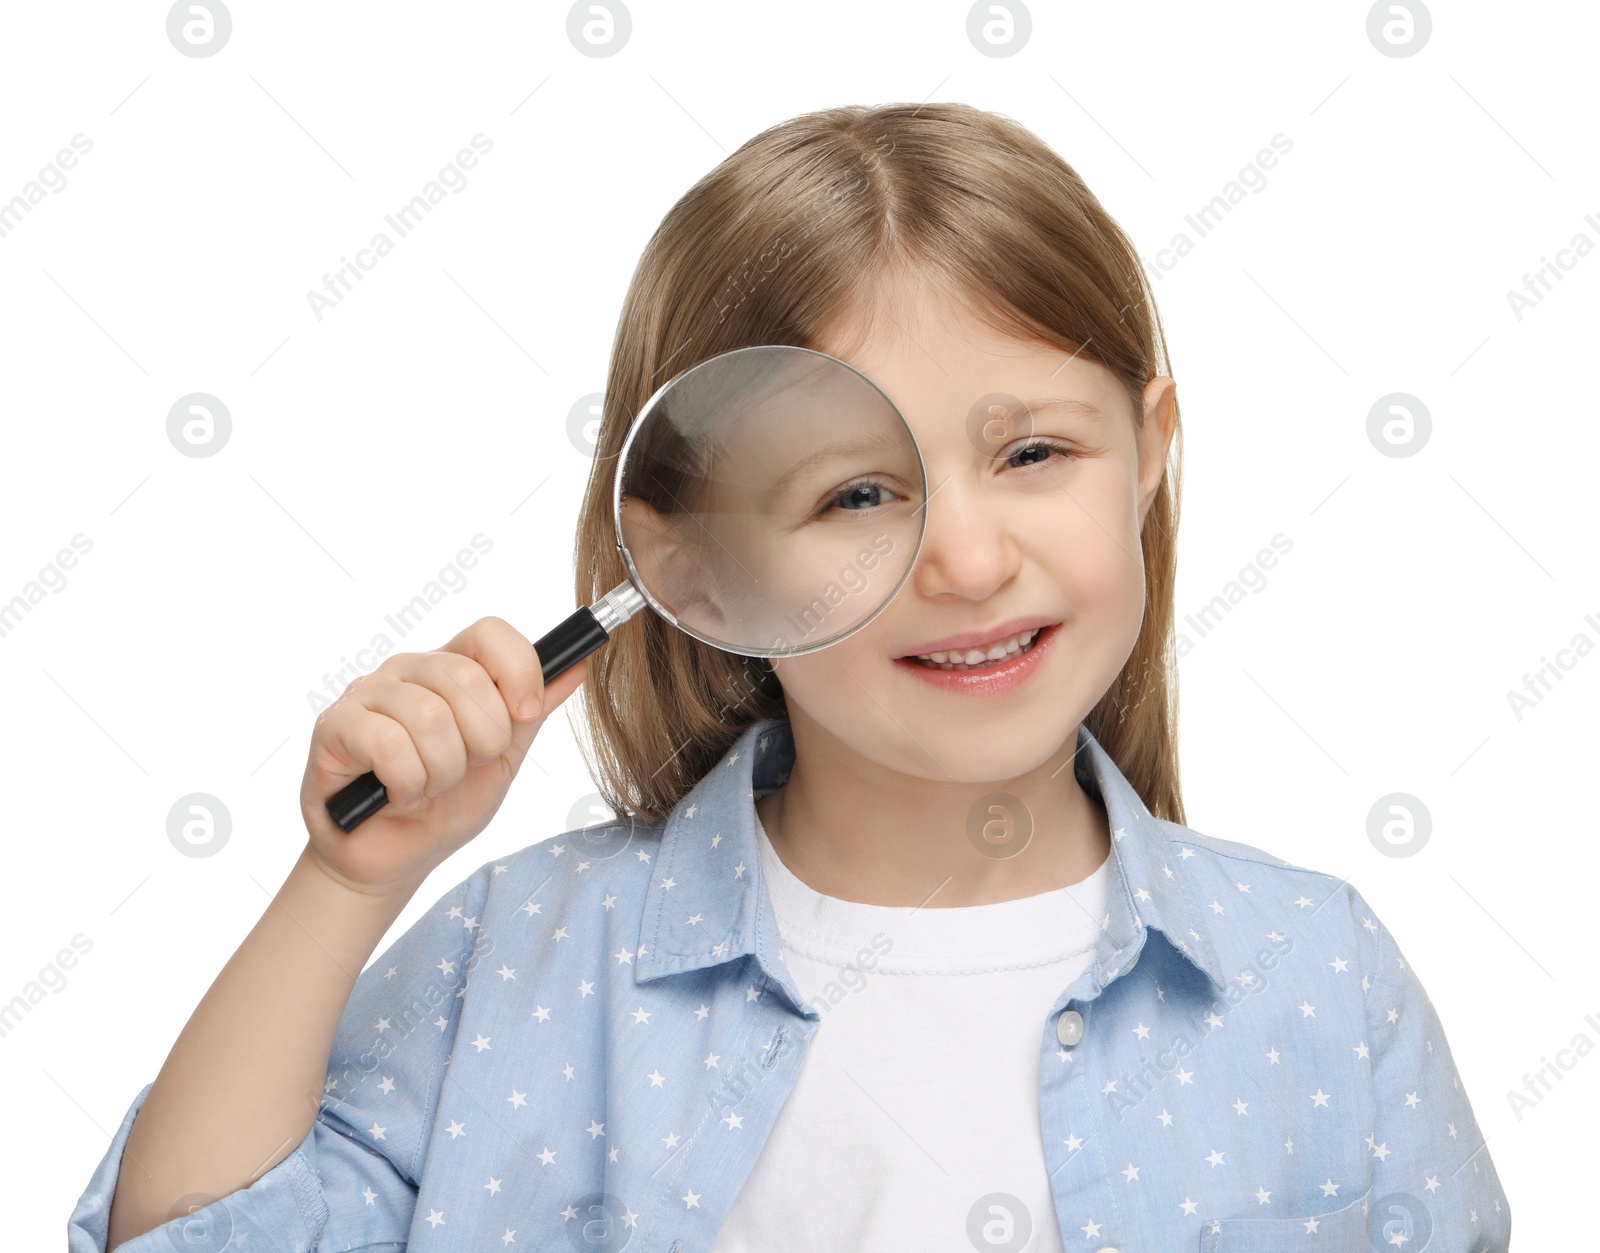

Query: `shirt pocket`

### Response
(1197, 1184, 1374, 1252)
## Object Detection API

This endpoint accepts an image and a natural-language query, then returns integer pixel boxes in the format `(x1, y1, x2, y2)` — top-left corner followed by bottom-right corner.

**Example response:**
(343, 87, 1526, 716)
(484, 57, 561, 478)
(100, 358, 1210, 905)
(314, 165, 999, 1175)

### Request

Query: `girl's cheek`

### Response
(766, 651, 865, 740)
(1037, 486, 1140, 592)
(768, 638, 848, 698)
(1083, 522, 1147, 618)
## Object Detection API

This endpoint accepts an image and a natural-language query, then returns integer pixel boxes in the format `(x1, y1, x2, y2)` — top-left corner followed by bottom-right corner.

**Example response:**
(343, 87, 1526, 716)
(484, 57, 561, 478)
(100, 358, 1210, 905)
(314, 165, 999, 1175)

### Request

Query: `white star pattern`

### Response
(74, 716, 1509, 1251)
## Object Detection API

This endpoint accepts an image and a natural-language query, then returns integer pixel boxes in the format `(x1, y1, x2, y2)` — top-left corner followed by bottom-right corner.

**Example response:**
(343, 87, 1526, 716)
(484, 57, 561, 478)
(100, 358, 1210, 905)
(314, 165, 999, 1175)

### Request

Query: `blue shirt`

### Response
(71, 714, 1512, 1252)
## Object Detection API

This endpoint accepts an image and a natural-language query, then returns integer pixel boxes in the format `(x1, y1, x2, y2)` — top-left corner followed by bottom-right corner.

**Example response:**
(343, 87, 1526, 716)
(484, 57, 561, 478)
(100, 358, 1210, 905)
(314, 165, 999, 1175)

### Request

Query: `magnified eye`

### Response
(817, 478, 901, 517)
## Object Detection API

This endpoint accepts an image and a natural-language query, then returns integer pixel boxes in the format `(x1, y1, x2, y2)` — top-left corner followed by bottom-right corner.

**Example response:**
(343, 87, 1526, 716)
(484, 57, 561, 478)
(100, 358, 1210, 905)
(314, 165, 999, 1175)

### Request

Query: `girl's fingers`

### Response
(353, 677, 473, 799)
(313, 617, 566, 814)
(439, 616, 545, 722)
(314, 702, 429, 805)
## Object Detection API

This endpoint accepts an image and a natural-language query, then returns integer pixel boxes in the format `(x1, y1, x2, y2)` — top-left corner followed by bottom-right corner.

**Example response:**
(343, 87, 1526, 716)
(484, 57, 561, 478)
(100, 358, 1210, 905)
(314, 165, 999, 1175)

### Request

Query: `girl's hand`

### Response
(298, 616, 588, 897)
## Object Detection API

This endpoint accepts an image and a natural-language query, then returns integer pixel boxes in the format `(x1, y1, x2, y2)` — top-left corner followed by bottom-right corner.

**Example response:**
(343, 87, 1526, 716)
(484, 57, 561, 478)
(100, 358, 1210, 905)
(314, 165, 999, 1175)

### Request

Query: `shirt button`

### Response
(1093, 1247, 1122, 1253)
(1120, 951, 1139, 977)
(1056, 1009, 1084, 1046)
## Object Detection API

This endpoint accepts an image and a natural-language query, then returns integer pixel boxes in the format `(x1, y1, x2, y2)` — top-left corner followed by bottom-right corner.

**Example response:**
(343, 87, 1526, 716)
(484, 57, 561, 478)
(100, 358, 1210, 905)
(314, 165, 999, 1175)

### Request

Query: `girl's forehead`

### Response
(806, 273, 1127, 434)
(816, 325, 1120, 430)
(813, 270, 998, 353)
(817, 280, 1102, 382)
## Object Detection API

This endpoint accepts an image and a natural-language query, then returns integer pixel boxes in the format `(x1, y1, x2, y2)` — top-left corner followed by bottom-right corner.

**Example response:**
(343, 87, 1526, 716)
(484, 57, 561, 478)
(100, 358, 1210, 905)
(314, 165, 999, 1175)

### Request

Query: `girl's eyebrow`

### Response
(1015, 397, 1105, 420)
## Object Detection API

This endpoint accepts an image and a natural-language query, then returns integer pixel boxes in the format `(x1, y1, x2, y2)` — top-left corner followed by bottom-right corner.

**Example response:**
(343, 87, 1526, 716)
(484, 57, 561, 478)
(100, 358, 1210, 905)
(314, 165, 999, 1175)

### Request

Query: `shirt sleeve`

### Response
(69, 858, 496, 1253)
(1347, 886, 1512, 1251)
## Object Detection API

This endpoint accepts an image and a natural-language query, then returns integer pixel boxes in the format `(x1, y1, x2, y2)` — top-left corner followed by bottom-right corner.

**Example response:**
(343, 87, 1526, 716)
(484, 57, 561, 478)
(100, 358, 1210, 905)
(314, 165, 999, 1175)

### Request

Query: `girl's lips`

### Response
(891, 621, 1060, 696)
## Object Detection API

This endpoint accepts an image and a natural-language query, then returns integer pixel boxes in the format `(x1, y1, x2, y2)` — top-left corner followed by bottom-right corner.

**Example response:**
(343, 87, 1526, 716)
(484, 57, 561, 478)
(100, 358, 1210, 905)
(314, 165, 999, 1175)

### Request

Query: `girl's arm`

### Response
(1351, 888, 1513, 1249)
(72, 851, 498, 1253)
(105, 846, 423, 1249)
(76, 616, 579, 1251)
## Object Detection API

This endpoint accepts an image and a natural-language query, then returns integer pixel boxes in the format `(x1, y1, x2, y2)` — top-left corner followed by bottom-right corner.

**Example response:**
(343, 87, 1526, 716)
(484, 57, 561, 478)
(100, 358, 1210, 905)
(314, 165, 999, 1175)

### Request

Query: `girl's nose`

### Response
(909, 472, 1020, 601)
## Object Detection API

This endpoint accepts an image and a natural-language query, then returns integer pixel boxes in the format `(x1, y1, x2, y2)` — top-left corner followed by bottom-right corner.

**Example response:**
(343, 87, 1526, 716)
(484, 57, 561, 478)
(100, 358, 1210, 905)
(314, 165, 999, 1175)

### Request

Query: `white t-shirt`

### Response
(711, 816, 1111, 1253)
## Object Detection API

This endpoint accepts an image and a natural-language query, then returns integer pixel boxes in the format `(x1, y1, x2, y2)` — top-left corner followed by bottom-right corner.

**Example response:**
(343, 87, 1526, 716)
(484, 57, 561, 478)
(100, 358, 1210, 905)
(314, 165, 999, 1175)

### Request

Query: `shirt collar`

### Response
(634, 714, 1228, 1000)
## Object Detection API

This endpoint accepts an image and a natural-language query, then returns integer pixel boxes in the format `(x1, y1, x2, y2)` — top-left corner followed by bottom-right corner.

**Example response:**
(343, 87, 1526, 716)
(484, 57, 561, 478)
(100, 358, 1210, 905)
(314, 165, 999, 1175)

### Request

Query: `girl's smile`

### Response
(892, 619, 1062, 695)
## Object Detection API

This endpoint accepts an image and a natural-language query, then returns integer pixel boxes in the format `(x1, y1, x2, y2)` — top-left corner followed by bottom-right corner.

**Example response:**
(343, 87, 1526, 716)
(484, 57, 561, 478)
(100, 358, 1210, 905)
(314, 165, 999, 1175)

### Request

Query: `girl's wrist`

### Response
(295, 843, 430, 908)
(279, 847, 425, 975)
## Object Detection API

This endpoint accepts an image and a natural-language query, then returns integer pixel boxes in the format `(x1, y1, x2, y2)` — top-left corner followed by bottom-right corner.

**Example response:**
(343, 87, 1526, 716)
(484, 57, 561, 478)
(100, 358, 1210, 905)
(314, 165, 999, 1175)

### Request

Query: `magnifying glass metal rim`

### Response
(611, 343, 928, 659)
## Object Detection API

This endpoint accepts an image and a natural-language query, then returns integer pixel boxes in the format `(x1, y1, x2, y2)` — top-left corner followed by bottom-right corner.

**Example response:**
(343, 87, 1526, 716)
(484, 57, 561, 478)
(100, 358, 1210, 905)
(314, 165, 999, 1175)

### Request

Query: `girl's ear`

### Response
(1135, 377, 1178, 525)
(618, 496, 725, 626)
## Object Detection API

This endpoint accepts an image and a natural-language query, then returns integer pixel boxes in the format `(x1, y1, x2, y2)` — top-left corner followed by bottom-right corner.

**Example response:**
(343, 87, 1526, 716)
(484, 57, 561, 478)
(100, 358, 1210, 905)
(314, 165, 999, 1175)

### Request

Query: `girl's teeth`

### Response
(912, 627, 1040, 669)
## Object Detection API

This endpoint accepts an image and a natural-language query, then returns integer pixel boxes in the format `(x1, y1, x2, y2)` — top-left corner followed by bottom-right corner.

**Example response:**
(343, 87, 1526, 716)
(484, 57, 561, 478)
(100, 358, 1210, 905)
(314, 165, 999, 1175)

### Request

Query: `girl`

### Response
(73, 103, 1510, 1252)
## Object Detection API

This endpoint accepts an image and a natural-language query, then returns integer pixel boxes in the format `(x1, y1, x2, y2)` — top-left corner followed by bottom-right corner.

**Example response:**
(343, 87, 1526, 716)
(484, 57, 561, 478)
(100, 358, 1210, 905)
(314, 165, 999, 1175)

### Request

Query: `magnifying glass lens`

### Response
(618, 345, 924, 654)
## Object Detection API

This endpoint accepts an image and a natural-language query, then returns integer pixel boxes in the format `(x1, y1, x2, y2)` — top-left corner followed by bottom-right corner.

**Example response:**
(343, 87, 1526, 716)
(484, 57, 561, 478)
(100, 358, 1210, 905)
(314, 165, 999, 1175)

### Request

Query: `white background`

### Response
(4, 1, 1592, 1246)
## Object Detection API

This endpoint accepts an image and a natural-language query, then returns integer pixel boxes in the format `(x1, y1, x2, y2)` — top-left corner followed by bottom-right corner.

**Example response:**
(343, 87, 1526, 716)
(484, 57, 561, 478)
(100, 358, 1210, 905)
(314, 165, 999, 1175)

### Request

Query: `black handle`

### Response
(324, 607, 612, 833)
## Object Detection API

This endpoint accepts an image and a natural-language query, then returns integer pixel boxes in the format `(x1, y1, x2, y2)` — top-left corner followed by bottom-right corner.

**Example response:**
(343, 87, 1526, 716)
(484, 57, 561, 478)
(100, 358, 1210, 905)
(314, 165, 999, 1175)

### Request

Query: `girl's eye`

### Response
(816, 479, 900, 517)
(1004, 439, 1073, 469)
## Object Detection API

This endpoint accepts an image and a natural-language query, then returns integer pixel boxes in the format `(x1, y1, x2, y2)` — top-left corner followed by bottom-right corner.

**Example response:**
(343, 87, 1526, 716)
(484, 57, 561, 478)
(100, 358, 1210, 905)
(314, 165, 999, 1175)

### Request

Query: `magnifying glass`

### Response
(326, 344, 928, 832)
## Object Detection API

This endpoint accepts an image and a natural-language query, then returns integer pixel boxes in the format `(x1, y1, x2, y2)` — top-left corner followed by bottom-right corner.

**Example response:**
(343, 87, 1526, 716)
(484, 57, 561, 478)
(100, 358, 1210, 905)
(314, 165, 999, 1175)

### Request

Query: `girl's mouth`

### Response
(904, 626, 1043, 670)
(892, 622, 1061, 695)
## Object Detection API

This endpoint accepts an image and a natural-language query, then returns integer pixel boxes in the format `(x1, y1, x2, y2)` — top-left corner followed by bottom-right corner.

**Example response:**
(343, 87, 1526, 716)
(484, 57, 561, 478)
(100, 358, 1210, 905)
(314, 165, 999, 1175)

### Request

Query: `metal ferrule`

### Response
(591, 579, 647, 634)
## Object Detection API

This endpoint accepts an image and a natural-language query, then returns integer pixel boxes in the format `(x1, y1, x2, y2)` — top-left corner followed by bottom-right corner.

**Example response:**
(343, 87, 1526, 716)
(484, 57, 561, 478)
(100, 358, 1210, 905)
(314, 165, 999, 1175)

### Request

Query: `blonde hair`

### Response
(571, 102, 1186, 826)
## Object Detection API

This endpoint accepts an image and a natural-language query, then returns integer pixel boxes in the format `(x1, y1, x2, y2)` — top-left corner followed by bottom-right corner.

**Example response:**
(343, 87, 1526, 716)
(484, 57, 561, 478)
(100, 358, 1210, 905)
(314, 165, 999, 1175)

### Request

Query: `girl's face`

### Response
(767, 272, 1177, 784)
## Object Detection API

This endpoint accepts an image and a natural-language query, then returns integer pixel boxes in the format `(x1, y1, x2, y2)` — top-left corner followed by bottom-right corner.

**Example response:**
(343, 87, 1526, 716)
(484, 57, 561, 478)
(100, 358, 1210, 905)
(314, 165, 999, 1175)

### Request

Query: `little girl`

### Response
(73, 103, 1511, 1252)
